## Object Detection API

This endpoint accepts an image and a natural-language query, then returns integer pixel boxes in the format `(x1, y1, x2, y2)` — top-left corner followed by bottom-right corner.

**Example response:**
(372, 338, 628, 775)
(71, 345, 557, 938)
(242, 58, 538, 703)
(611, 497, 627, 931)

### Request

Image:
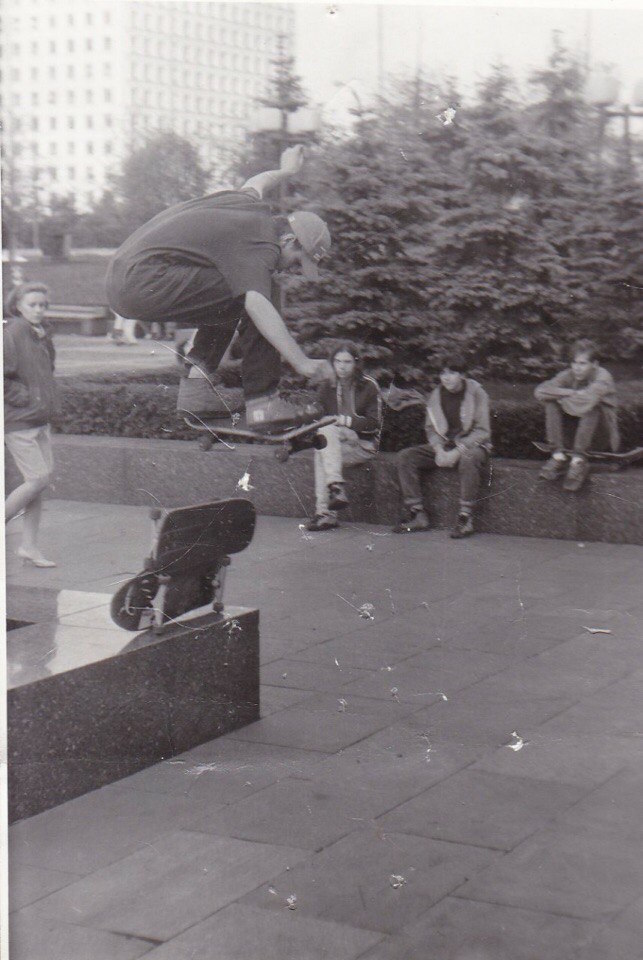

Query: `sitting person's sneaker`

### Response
(177, 369, 244, 419)
(305, 514, 339, 531)
(392, 508, 430, 534)
(562, 456, 590, 492)
(327, 482, 349, 511)
(245, 392, 323, 433)
(450, 513, 474, 539)
(539, 455, 568, 481)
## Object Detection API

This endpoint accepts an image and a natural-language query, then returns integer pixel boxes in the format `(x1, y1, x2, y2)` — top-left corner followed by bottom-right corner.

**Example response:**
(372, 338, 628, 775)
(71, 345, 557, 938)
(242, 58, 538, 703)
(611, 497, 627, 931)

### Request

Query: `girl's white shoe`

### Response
(17, 547, 57, 568)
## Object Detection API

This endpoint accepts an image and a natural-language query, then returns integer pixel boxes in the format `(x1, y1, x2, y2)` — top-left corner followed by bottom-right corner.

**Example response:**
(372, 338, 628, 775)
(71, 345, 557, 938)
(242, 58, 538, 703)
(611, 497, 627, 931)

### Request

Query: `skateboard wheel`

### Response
(221, 556, 231, 567)
(198, 436, 213, 452)
(150, 508, 162, 520)
(212, 601, 224, 613)
(274, 446, 290, 463)
(312, 434, 327, 450)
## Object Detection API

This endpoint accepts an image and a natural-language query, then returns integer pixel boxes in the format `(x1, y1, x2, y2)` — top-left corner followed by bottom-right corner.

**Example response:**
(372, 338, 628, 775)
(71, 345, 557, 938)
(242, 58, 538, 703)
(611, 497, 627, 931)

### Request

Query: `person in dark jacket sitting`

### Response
(305, 341, 382, 532)
(4, 282, 58, 567)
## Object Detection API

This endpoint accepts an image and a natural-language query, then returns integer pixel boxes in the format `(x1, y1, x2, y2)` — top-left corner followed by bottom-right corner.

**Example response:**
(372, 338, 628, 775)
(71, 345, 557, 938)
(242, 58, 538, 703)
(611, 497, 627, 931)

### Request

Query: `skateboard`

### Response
(533, 442, 643, 469)
(184, 414, 336, 462)
(110, 498, 256, 632)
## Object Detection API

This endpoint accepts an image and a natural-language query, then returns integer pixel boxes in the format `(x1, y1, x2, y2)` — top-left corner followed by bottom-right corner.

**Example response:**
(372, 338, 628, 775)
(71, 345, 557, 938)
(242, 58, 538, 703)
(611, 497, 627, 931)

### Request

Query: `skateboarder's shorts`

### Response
(5, 425, 54, 483)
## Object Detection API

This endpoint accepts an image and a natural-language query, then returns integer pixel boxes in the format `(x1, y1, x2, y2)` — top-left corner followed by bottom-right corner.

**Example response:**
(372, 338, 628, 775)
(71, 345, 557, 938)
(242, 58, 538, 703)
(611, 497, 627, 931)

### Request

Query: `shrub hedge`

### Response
(53, 380, 643, 459)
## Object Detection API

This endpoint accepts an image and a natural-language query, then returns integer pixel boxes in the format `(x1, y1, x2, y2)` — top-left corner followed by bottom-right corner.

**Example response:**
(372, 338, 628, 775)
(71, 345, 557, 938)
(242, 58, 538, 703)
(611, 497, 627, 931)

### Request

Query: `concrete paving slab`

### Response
(241, 828, 499, 934)
(111, 737, 327, 804)
(142, 903, 383, 960)
(472, 732, 639, 788)
(8, 860, 81, 913)
(8, 780, 226, 876)
(185, 776, 387, 850)
(230, 692, 419, 753)
(291, 626, 432, 670)
(260, 657, 373, 693)
(357, 896, 601, 960)
(259, 683, 312, 716)
(25, 830, 308, 942)
(341, 646, 513, 704)
(537, 674, 643, 739)
(456, 820, 643, 920)
(290, 735, 480, 812)
(377, 769, 583, 850)
(579, 895, 643, 960)
(555, 767, 643, 839)
(8, 913, 155, 960)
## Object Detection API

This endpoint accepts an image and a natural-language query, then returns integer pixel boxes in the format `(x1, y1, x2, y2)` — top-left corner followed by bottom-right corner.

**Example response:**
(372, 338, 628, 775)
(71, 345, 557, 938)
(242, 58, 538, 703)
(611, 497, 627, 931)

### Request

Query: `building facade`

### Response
(0, 0, 295, 212)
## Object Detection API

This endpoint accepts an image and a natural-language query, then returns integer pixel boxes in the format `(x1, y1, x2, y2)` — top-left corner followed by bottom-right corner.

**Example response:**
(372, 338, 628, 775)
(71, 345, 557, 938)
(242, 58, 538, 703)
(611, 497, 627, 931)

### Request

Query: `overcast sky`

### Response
(293, 2, 643, 122)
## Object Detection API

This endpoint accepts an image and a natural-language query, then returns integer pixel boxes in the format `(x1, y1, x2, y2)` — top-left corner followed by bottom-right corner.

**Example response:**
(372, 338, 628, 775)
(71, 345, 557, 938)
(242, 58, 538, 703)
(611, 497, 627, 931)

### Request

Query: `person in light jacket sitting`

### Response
(393, 356, 491, 539)
(535, 339, 619, 492)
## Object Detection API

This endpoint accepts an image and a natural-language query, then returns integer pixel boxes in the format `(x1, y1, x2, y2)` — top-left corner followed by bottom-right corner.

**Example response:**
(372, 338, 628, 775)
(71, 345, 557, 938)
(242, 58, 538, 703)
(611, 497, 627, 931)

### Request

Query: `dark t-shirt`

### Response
(106, 189, 280, 319)
(439, 385, 465, 440)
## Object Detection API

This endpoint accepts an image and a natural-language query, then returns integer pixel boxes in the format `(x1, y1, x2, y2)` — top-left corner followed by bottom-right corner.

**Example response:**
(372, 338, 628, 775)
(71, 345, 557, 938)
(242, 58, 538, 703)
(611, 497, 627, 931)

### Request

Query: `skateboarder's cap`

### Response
(288, 211, 331, 280)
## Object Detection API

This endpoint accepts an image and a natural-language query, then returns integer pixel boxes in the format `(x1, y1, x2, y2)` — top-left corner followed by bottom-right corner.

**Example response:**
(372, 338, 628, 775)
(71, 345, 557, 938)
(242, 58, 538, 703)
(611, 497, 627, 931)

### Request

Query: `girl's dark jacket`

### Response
(3, 316, 57, 432)
(317, 375, 382, 447)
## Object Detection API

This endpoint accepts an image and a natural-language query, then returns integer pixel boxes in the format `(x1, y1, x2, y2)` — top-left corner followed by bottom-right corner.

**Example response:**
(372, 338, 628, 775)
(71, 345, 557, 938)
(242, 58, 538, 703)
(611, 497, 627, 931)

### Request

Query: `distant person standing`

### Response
(4, 282, 57, 567)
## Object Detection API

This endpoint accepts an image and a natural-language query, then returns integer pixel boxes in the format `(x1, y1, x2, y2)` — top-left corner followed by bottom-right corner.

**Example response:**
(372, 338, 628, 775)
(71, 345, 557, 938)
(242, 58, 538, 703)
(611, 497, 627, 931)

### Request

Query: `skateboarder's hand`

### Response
(301, 358, 336, 385)
(280, 144, 305, 175)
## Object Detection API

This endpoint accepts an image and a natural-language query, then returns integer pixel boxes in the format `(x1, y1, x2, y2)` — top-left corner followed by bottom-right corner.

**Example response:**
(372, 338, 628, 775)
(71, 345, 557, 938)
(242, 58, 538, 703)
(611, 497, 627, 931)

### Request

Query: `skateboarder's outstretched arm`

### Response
(244, 290, 333, 385)
(242, 144, 305, 199)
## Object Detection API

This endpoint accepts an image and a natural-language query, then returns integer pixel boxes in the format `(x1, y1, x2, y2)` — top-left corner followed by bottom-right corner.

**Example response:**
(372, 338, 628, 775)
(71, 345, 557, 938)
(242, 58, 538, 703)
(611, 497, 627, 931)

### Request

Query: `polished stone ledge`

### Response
(18, 434, 642, 545)
(7, 600, 260, 822)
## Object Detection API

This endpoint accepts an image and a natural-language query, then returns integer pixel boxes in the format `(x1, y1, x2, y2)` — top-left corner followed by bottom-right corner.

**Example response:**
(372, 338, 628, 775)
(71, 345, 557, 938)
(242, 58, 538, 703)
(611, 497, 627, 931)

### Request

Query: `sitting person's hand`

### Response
(435, 446, 460, 468)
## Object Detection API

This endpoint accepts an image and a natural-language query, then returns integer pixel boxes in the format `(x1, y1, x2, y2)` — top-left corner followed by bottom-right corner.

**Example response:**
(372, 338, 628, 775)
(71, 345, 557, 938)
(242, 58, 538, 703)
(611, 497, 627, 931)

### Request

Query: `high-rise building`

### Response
(0, 0, 295, 212)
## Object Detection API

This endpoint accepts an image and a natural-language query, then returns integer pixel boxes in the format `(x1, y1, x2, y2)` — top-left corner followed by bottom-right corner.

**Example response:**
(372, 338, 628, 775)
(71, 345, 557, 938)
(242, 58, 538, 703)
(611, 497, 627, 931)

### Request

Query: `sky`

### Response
(293, 1, 643, 123)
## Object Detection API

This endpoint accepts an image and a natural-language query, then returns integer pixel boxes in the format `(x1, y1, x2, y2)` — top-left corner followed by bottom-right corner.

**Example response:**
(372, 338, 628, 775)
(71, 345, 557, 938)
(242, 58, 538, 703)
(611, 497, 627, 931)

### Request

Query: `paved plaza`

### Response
(5, 500, 643, 959)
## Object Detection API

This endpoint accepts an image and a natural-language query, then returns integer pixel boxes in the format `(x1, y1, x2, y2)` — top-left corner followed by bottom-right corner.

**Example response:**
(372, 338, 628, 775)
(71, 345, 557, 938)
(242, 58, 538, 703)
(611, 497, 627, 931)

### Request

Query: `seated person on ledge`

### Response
(306, 341, 382, 532)
(393, 356, 491, 539)
(106, 144, 334, 432)
(535, 339, 619, 492)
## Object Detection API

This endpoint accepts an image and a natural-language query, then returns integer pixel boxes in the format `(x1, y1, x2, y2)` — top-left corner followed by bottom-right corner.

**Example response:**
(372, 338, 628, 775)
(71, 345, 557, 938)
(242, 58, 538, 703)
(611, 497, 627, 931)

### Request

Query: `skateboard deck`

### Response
(111, 498, 256, 632)
(184, 414, 336, 461)
(533, 442, 643, 467)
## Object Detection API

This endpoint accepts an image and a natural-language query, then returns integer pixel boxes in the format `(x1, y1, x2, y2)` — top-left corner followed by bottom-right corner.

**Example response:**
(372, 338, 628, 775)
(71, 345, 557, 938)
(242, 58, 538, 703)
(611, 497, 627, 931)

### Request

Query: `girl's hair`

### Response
(329, 340, 364, 377)
(4, 282, 50, 317)
(570, 338, 598, 362)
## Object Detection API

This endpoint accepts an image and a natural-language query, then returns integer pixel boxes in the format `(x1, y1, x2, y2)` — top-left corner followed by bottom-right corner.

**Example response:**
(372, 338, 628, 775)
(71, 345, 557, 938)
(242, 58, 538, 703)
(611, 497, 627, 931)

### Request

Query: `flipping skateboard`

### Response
(184, 414, 336, 462)
(110, 498, 256, 632)
(533, 442, 643, 470)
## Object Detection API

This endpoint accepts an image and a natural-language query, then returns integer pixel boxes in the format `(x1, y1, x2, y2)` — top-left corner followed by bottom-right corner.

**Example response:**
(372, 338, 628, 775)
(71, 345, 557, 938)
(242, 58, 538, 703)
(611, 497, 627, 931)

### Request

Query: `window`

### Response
(104, 37, 111, 50)
(30, 67, 38, 80)
(50, 143, 57, 154)
(67, 90, 75, 104)
(86, 12, 93, 25)
(31, 117, 39, 130)
(105, 142, 112, 154)
(87, 142, 94, 154)
(68, 116, 75, 129)
(50, 167, 57, 180)
(87, 115, 93, 127)
(49, 117, 56, 129)
(67, 40, 74, 53)
(31, 92, 39, 105)
(105, 114, 113, 127)
(49, 66, 56, 79)
(86, 91, 93, 103)
(49, 41, 56, 53)
(68, 142, 75, 153)
(67, 66, 75, 78)
(68, 166, 75, 178)
(86, 38, 93, 51)
(104, 89, 112, 102)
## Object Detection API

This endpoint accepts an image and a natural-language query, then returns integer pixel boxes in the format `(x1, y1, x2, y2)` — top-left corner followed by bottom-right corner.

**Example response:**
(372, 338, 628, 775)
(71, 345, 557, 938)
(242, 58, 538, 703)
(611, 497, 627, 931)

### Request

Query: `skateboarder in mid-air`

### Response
(106, 145, 334, 431)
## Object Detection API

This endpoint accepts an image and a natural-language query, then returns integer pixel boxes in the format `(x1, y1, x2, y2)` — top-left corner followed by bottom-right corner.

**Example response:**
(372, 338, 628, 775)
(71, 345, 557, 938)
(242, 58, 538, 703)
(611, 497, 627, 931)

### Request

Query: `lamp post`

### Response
(587, 68, 643, 167)
(250, 105, 321, 312)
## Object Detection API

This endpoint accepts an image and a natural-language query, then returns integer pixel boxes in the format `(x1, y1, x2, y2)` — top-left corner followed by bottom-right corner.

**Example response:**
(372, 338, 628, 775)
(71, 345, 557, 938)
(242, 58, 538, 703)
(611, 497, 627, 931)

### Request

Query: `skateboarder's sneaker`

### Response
(305, 514, 339, 531)
(245, 392, 323, 433)
(177, 371, 244, 419)
(539, 455, 568, 481)
(450, 513, 474, 539)
(392, 508, 430, 534)
(327, 482, 349, 511)
(562, 457, 590, 492)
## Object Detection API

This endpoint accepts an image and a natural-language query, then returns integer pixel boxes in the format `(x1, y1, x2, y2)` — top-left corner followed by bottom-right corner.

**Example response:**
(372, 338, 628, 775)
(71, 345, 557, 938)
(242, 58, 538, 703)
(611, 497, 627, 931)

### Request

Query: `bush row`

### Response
(52, 381, 643, 459)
